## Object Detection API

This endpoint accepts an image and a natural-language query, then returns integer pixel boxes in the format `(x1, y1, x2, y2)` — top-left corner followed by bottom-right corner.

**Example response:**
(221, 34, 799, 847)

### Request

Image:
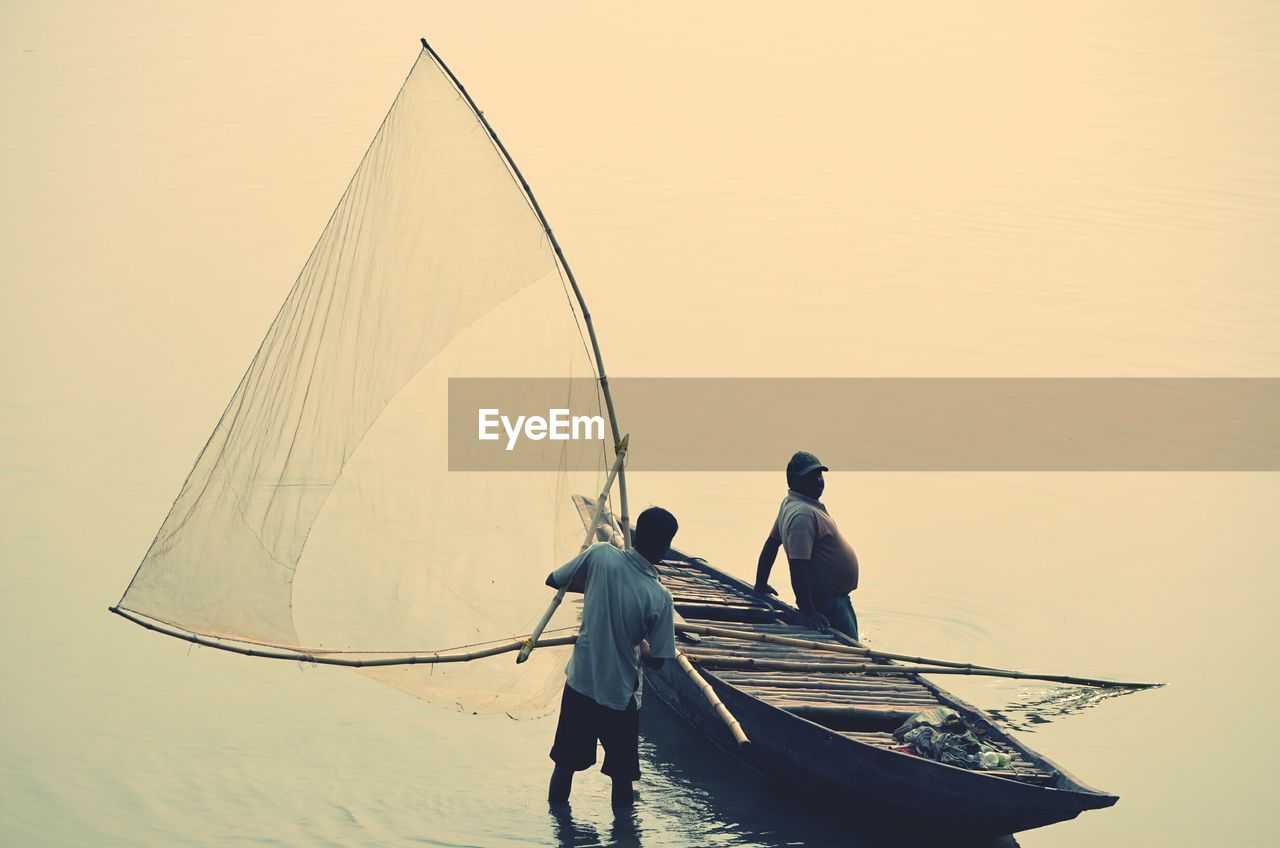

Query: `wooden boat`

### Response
(576, 497, 1118, 838)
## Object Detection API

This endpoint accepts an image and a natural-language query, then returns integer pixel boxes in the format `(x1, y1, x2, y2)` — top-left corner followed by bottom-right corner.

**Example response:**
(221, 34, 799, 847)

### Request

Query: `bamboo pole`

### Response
(110, 605, 576, 667)
(418, 37, 631, 549)
(417, 40, 753, 734)
(616, 452, 631, 551)
(517, 439, 628, 664)
(677, 622, 981, 666)
(675, 651, 750, 747)
(675, 622, 1162, 688)
(682, 653, 1161, 689)
(676, 622, 870, 656)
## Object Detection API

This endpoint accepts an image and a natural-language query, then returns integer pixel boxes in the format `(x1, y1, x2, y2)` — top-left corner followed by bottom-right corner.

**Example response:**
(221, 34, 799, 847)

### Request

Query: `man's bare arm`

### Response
(754, 537, 781, 595)
(640, 639, 664, 671)
(786, 557, 830, 632)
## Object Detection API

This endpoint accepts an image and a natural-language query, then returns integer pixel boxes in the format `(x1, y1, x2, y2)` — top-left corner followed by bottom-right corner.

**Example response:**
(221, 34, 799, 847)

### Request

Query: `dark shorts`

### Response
(816, 593, 859, 641)
(549, 683, 640, 781)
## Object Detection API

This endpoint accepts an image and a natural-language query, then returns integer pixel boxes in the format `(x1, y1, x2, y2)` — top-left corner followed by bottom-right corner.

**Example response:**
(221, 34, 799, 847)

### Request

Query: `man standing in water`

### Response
(754, 451, 861, 640)
(546, 507, 679, 807)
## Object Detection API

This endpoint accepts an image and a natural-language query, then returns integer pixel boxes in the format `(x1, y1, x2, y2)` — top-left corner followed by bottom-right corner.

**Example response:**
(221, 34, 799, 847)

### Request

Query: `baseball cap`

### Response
(786, 450, 828, 477)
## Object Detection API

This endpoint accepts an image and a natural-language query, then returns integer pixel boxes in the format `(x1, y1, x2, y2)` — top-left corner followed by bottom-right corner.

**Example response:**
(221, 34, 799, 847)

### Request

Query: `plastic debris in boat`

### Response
(893, 708, 1012, 770)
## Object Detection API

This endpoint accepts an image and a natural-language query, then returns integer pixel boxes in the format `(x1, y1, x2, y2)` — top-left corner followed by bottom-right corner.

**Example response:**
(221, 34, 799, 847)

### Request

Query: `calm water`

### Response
(3, 3, 1278, 846)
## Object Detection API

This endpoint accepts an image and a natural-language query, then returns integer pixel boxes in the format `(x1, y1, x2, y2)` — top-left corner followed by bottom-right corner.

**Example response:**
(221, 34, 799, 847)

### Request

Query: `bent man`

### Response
(754, 451, 860, 639)
(546, 506, 679, 807)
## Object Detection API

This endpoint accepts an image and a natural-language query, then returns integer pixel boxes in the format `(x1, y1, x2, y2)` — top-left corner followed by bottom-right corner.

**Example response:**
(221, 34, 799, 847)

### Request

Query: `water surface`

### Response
(3, 3, 1278, 846)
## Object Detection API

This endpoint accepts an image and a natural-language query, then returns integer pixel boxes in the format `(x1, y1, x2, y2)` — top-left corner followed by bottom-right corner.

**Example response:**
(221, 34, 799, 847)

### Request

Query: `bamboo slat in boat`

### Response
(671, 595, 770, 608)
(779, 703, 919, 724)
(720, 677, 935, 695)
(673, 604, 776, 624)
(670, 648, 870, 666)
(713, 672, 934, 695)
(734, 688, 939, 707)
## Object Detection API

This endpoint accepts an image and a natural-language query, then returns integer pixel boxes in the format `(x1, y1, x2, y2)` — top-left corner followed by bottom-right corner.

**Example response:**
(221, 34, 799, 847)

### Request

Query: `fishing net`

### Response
(116, 48, 608, 715)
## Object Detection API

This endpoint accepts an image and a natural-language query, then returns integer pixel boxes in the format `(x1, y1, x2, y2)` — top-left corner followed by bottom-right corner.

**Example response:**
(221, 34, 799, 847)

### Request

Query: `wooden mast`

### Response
(418, 37, 632, 548)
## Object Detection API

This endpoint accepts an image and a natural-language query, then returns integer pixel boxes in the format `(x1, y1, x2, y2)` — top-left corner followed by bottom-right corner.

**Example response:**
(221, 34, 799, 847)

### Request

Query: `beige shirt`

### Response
(768, 490, 859, 597)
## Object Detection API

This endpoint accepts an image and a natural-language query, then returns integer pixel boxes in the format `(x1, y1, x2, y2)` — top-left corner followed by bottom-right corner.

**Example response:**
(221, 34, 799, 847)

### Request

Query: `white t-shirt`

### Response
(549, 542, 677, 710)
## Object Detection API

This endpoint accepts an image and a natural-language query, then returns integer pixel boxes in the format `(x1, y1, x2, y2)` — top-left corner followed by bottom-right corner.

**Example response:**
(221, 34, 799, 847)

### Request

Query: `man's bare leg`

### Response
(549, 764, 574, 804)
(610, 778, 634, 807)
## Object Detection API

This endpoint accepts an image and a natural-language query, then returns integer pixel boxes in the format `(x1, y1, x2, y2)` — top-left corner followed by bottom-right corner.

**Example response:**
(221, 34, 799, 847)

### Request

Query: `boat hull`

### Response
(645, 657, 1115, 837)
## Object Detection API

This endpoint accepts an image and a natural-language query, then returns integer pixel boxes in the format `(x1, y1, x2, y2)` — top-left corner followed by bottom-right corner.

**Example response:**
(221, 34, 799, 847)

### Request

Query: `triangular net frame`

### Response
(115, 47, 610, 715)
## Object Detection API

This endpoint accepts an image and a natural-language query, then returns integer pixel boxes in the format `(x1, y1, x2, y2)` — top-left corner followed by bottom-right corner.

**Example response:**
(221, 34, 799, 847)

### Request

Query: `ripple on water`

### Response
(985, 685, 1155, 734)
(856, 588, 1161, 736)
(859, 589, 1016, 657)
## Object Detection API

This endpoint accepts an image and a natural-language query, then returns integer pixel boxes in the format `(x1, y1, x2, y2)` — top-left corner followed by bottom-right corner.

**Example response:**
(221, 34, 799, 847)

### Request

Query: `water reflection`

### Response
(634, 695, 1021, 848)
(987, 685, 1155, 734)
(549, 804, 602, 847)
(549, 803, 643, 848)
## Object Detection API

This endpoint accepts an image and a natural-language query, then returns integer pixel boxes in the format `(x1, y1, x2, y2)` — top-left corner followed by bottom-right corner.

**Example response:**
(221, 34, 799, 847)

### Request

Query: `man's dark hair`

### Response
(634, 506, 678, 553)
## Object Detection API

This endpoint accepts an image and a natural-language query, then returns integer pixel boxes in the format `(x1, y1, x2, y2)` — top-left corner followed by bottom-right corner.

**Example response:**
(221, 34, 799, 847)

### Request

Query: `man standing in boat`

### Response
(754, 451, 860, 639)
(545, 507, 679, 808)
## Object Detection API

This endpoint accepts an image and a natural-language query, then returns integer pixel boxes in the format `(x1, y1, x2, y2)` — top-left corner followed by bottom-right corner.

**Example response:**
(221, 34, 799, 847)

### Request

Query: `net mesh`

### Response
(118, 50, 607, 715)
